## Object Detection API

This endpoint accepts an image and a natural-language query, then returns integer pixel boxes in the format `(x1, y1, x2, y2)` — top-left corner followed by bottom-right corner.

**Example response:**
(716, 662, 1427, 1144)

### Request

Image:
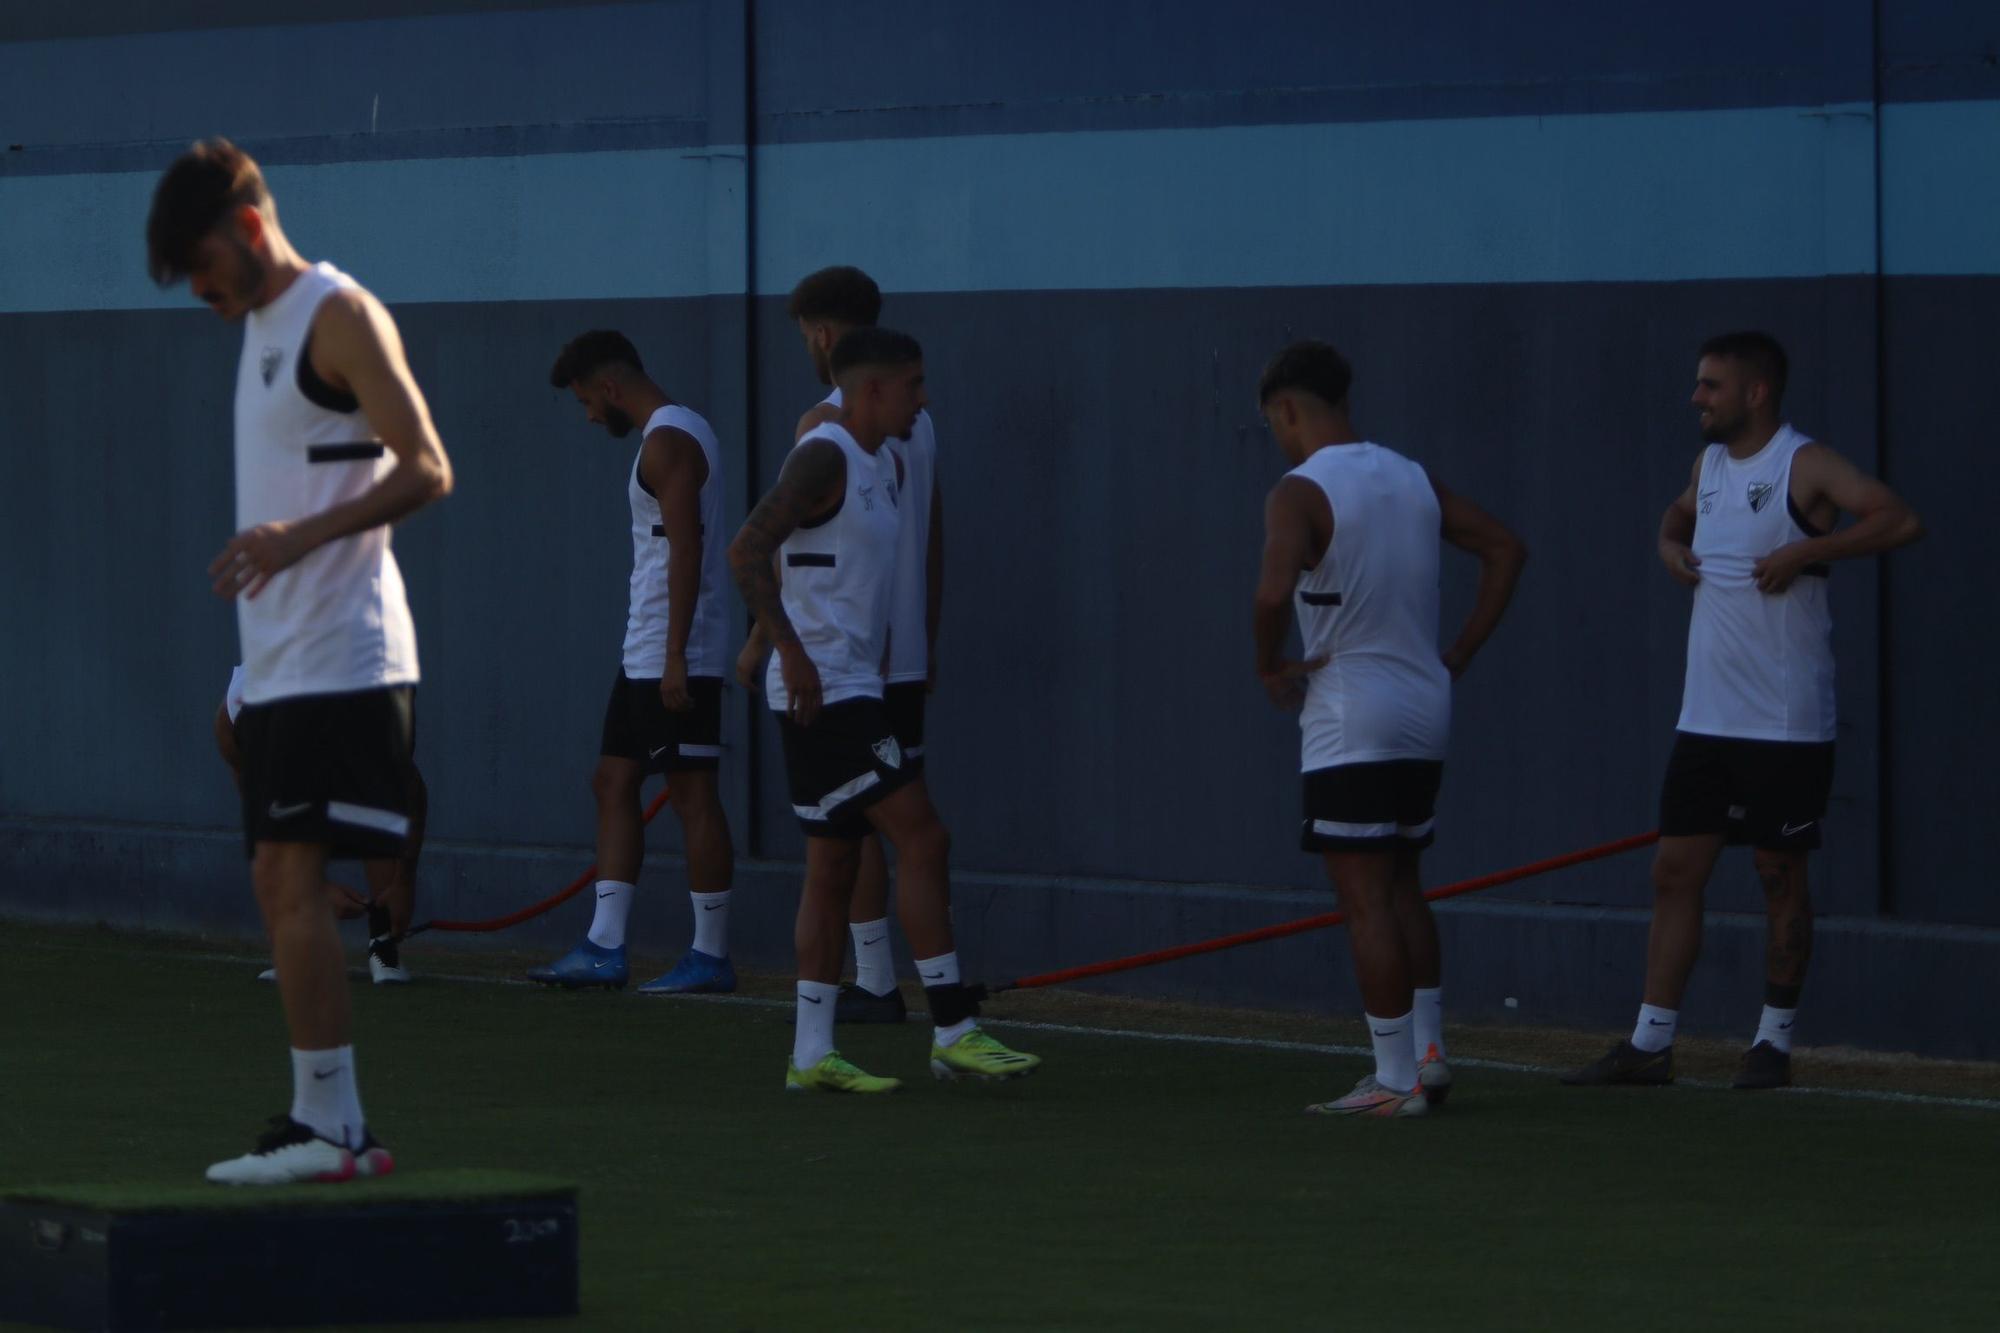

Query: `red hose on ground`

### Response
(405, 788, 673, 936)
(992, 830, 1661, 993)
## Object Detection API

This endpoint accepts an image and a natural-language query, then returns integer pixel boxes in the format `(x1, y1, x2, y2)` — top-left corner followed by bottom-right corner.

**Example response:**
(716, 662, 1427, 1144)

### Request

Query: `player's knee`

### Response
(1752, 850, 1806, 902)
(1650, 848, 1705, 897)
(902, 816, 949, 868)
(590, 760, 639, 807)
(667, 773, 721, 821)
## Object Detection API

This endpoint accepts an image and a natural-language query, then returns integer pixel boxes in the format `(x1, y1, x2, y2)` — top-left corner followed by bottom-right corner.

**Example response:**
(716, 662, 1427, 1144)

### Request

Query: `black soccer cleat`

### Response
(834, 982, 908, 1025)
(1560, 1039, 1675, 1086)
(1731, 1040, 1792, 1090)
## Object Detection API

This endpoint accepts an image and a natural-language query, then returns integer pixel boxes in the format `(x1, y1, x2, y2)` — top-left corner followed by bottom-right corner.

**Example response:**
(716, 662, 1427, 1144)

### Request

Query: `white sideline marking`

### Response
(42, 941, 2000, 1113)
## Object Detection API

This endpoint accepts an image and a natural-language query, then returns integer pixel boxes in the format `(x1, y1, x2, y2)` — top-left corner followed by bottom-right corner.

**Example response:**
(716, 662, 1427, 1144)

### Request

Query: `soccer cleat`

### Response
(635, 948, 736, 995)
(205, 1116, 355, 1186)
(1560, 1039, 1675, 1086)
(1306, 1073, 1428, 1117)
(526, 938, 628, 989)
(1731, 1040, 1792, 1090)
(784, 1051, 902, 1094)
(351, 1129, 396, 1179)
(929, 1028, 1041, 1082)
(367, 936, 410, 985)
(835, 981, 909, 1025)
(1417, 1044, 1454, 1107)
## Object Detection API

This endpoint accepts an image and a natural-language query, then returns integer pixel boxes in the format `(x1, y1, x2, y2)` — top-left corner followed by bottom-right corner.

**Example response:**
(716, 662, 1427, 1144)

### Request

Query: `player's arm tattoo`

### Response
(729, 440, 844, 647)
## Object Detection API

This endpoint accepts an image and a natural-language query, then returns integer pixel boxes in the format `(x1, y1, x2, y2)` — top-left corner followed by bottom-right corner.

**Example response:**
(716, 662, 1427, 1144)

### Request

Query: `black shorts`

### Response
(236, 686, 416, 860)
(777, 696, 918, 839)
(599, 671, 723, 774)
(1659, 731, 1835, 851)
(884, 681, 927, 775)
(1300, 760, 1444, 853)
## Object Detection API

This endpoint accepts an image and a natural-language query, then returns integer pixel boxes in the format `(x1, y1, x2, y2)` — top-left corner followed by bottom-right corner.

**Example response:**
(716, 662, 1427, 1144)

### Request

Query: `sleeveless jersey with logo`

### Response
(1289, 442, 1451, 771)
(765, 423, 901, 710)
(824, 387, 935, 683)
(233, 262, 417, 706)
(1677, 424, 1836, 742)
(624, 404, 728, 678)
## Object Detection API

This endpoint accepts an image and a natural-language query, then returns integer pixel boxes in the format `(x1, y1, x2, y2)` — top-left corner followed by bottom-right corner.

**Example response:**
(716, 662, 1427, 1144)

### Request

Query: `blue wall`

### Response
(4, 1, 1997, 1051)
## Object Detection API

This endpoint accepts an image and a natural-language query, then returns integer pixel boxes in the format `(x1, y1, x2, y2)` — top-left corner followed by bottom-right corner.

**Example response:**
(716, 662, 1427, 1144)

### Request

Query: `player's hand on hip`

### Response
(209, 521, 307, 599)
(1753, 542, 1813, 594)
(1441, 647, 1470, 680)
(660, 655, 693, 712)
(1260, 656, 1328, 709)
(778, 642, 824, 726)
(1660, 540, 1702, 587)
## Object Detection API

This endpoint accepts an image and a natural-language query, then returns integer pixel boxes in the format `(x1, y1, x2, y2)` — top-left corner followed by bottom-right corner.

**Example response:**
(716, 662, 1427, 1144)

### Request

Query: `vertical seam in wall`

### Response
(1870, 0, 1895, 918)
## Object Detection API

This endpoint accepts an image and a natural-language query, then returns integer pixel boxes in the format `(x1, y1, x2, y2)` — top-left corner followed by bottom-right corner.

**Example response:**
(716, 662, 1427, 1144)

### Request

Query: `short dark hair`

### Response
(788, 266, 882, 326)
(1257, 340, 1353, 408)
(830, 326, 921, 379)
(1698, 331, 1788, 405)
(549, 330, 643, 389)
(146, 138, 271, 285)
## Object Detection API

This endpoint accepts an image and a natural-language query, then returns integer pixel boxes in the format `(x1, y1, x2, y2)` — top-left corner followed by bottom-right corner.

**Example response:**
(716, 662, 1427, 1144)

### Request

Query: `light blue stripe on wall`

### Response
(3, 101, 1994, 313)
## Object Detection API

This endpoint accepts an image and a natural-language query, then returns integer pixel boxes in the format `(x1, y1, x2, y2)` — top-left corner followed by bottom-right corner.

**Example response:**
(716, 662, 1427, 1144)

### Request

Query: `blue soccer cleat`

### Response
(526, 938, 628, 990)
(636, 948, 737, 995)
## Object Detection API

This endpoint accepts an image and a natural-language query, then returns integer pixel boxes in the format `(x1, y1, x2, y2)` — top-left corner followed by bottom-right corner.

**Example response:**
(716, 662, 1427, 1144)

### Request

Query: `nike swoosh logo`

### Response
(1648, 1019, 1672, 1026)
(1778, 1021, 1794, 1030)
(921, 971, 946, 981)
(1370, 1029, 1399, 1038)
(268, 801, 313, 820)
(649, 745, 670, 758)
(312, 1067, 341, 1080)
(597, 891, 615, 899)
(801, 994, 823, 1004)
(593, 960, 617, 970)
(861, 936, 885, 946)
(702, 903, 724, 911)
(1780, 821, 1815, 836)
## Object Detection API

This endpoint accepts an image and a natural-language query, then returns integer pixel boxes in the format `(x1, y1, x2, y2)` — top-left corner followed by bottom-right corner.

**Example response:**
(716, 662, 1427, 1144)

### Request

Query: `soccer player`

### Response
(1254, 341, 1526, 1116)
(147, 139, 453, 1182)
(1563, 332, 1923, 1090)
(738, 266, 942, 1024)
(216, 664, 427, 984)
(530, 331, 738, 993)
(730, 327, 1037, 1092)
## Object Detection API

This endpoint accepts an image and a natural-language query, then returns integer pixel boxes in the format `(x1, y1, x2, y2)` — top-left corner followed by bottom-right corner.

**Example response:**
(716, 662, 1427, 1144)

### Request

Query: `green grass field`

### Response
(5, 923, 1999, 1332)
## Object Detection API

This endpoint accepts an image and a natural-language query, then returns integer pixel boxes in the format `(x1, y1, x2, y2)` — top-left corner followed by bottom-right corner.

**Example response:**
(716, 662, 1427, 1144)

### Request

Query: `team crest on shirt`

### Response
(1747, 482, 1774, 513)
(872, 736, 903, 769)
(259, 347, 284, 386)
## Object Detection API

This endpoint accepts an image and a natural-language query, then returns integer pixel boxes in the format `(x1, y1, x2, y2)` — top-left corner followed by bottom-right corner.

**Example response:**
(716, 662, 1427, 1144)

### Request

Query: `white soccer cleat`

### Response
(1306, 1074, 1429, 1118)
(1417, 1044, 1454, 1107)
(205, 1117, 355, 1185)
(256, 966, 277, 983)
(367, 936, 410, 985)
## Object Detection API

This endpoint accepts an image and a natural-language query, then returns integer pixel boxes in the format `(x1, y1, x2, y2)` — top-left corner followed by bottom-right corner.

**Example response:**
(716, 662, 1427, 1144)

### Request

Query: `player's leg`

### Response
(1306, 847, 1426, 1116)
(866, 780, 1040, 1082)
(1383, 762, 1449, 1102)
(637, 678, 739, 995)
(840, 680, 924, 1022)
(362, 763, 424, 984)
(1731, 739, 1831, 1088)
(529, 675, 646, 989)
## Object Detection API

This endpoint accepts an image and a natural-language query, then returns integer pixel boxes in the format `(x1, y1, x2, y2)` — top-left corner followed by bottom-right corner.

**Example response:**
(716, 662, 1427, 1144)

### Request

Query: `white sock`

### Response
(1755, 1004, 1798, 1054)
(586, 880, 635, 949)
(1365, 1011, 1418, 1094)
(1413, 985, 1446, 1060)
(934, 1017, 978, 1047)
(913, 950, 960, 989)
(690, 890, 730, 957)
(291, 1046, 364, 1148)
(850, 918, 895, 995)
(1631, 1003, 1678, 1053)
(792, 980, 839, 1070)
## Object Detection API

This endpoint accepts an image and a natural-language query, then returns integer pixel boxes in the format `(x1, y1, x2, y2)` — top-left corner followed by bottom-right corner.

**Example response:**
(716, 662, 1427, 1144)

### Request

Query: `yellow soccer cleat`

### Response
(784, 1051, 902, 1094)
(929, 1028, 1042, 1082)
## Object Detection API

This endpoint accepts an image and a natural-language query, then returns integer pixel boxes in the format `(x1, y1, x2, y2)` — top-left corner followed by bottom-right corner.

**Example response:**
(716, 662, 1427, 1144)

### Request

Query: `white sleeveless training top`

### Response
(765, 423, 901, 711)
(823, 387, 935, 683)
(1677, 424, 1836, 742)
(233, 262, 417, 705)
(623, 404, 728, 678)
(1289, 442, 1451, 771)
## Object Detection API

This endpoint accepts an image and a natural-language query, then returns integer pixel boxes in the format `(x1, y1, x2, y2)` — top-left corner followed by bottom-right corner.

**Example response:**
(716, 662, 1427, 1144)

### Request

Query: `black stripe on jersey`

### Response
(1299, 591, 1343, 606)
(297, 331, 360, 414)
(1787, 494, 1829, 539)
(786, 553, 836, 568)
(307, 443, 386, 463)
